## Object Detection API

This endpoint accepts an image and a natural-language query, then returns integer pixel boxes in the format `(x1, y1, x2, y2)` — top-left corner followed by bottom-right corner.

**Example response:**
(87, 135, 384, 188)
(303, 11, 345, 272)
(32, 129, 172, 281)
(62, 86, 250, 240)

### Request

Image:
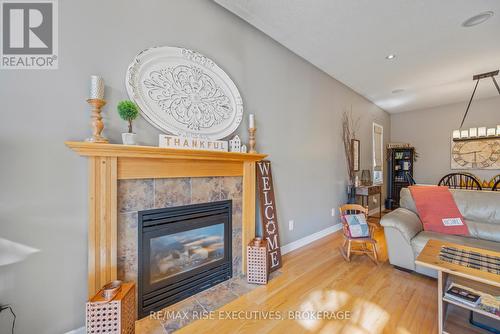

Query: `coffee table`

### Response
(415, 239, 500, 334)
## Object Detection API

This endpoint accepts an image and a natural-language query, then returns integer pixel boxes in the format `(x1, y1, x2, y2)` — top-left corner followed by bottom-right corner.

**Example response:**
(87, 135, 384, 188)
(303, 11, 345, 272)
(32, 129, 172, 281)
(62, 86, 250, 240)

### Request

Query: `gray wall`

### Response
(391, 95, 500, 184)
(0, 1, 389, 332)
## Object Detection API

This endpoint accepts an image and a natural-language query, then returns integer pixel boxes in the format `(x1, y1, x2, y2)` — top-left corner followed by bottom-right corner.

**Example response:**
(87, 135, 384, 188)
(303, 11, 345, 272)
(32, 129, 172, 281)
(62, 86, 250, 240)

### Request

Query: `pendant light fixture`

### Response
(459, 70, 500, 129)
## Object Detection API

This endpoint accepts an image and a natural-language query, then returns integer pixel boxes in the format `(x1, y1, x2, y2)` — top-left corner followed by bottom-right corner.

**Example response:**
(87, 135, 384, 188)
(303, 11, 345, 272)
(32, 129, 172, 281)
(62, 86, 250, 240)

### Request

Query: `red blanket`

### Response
(409, 186, 469, 236)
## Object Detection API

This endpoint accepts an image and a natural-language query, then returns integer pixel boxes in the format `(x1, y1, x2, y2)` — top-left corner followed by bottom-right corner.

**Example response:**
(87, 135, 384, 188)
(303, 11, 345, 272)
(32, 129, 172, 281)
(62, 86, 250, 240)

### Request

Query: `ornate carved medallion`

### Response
(126, 47, 243, 140)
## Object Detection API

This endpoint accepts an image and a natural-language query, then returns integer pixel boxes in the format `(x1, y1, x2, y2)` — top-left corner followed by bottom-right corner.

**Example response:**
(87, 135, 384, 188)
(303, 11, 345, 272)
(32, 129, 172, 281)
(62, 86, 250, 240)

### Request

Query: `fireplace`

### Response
(138, 200, 232, 318)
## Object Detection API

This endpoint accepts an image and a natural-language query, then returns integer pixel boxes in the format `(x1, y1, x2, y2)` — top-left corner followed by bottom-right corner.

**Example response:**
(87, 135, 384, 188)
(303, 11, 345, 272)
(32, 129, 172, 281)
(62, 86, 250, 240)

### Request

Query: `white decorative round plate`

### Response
(126, 46, 243, 140)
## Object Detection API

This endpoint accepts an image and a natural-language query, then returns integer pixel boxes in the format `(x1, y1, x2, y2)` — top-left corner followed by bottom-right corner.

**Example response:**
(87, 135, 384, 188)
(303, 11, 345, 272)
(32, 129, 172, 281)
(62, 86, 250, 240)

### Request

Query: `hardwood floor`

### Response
(177, 220, 439, 334)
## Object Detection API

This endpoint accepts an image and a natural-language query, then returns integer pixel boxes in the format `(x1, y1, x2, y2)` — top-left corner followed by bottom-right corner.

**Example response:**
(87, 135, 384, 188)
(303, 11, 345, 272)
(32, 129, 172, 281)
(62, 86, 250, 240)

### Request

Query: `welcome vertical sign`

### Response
(256, 160, 282, 272)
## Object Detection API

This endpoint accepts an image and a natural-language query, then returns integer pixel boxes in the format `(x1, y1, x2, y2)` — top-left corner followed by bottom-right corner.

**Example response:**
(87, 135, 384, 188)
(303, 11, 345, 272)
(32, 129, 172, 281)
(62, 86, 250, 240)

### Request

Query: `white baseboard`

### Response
(66, 327, 85, 334)
(281, 223, 342, 255)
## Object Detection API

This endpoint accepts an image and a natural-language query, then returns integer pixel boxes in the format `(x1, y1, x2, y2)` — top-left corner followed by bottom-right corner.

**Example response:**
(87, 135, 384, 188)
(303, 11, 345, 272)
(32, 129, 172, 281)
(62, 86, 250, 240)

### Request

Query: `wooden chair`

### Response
(405, 171, 416, 186)
(339, 204, 378, 264)
(490, 174, 500, 190)
(493, 180, 500, 191)
(438, 173, 482, 190)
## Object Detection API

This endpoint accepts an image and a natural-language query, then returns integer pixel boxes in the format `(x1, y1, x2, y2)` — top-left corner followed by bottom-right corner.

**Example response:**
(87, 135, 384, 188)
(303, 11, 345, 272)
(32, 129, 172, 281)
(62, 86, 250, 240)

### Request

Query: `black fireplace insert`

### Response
(138, 200, 232, 318)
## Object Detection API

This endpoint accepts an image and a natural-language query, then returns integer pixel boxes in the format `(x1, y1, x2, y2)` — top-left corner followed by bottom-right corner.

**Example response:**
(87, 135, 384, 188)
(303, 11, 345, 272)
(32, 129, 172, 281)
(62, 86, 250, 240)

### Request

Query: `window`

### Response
(373, 123, 383, 184)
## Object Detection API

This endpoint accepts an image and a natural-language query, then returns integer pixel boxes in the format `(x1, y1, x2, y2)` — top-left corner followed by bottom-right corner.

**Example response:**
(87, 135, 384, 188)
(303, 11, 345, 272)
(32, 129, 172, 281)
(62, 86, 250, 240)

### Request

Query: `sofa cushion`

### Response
(466, 219, 500, 243)
(452, 190, 500, 224)
(411, 231, 500, 259)
(400, 187, 500, 243)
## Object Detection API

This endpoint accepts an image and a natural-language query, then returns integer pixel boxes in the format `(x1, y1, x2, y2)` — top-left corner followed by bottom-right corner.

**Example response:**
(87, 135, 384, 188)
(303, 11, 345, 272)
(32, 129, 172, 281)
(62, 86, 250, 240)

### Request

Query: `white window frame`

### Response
(372, 122, 384, 185)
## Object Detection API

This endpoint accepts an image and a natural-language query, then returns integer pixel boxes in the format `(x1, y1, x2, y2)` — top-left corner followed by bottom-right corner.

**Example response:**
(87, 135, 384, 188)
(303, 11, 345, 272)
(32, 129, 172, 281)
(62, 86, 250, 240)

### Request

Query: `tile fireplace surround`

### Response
(65, 141, 267, 303)
(117, 176, 244, 292)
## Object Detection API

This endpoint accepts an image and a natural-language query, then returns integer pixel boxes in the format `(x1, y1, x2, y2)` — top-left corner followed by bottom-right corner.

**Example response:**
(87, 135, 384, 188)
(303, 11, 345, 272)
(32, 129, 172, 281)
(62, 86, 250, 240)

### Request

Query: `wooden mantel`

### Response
(66, 141, 267, 297)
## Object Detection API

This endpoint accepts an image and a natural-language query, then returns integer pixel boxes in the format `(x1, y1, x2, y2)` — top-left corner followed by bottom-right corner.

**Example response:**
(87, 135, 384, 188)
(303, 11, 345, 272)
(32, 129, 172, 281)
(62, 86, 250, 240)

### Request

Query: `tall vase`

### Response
(347, 184, 356, 204)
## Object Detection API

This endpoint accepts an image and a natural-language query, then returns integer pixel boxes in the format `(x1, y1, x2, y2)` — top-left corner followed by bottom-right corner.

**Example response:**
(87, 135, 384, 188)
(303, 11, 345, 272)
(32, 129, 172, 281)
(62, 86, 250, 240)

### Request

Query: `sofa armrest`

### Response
(380, 208, 423, 243)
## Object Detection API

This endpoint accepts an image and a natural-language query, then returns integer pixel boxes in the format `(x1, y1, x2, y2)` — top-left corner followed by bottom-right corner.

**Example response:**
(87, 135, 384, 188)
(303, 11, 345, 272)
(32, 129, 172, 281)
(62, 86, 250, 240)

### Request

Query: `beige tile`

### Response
(194, 281, 239, 312)
(220, 176, 243, 200)
(118, 179, 154, 213)
(231, 198, 242, 229)
(154, 178, 191, 208)
(117, 212, 138, 283)
(191, 177, 222, 203)
(232, 227, 243, 277)
(135, 316, 166, 334)
(158, 297, 207, 332)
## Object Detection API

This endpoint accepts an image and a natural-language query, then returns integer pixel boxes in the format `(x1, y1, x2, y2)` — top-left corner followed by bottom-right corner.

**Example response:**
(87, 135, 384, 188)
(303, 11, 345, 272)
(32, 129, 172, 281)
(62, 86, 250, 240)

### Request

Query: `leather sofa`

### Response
(381, 188, 500, 277)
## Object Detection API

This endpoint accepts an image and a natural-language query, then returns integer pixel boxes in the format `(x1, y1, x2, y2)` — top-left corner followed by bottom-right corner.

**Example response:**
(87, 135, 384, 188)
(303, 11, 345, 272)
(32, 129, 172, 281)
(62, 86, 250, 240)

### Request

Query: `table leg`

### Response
(379, 192, 382, 219)
(437, 271, 449, 334)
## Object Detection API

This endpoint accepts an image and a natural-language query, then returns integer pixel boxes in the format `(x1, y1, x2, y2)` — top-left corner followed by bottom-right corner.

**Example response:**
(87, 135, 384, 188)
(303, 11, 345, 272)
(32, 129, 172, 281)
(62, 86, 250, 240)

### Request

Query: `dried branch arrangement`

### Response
(342, 109, 360, 184)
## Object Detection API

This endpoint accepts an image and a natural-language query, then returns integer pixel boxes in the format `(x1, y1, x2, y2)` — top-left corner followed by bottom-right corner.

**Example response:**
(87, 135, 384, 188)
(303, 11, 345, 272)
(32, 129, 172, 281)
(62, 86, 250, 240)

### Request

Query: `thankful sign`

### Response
(159, 134, 228, 152)
(256, 160, 282, 272)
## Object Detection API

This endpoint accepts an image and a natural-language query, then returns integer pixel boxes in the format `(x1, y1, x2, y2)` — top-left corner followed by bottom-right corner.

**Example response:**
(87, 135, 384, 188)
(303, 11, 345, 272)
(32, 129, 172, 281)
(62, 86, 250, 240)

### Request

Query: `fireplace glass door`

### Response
(138, 201, 232, 318)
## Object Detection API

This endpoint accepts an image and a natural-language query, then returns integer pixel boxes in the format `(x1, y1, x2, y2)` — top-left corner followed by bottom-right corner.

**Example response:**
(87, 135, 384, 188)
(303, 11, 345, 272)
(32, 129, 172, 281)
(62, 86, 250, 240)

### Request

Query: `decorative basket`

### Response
(86, 282, 136, 334)
(247, 238, 269, 284)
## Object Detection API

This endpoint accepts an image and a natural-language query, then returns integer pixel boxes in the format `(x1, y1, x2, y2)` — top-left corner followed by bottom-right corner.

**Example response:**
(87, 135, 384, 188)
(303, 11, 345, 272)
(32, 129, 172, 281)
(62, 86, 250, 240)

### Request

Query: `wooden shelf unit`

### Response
(66, 141, 267, 297)
(416, 240, 500, 334)
(385, 147, 415, 210)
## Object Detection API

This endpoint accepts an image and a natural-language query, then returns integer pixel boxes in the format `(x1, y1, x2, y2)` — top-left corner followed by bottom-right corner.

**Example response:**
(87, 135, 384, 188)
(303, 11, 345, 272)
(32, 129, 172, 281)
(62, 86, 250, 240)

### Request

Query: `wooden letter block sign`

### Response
(86, 282, 136, 334)
(256, 160, 282, 272)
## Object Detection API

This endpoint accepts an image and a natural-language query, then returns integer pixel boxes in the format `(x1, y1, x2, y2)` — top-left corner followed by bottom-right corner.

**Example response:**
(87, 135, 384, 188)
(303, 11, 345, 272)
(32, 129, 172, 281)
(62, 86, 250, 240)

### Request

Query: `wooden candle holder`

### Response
(249, 127, 257, 153)
(86, 98, 108, 143)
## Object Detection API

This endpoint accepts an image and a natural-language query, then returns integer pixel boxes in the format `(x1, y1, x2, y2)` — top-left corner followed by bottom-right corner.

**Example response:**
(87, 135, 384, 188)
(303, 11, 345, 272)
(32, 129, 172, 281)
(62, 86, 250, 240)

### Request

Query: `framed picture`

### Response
(351, 139, 360, 172)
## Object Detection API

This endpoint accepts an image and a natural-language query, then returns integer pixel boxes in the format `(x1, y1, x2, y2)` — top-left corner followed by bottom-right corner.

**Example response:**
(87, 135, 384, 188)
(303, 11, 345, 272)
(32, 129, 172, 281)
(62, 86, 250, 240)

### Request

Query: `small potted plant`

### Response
(117, 100, 139, 145)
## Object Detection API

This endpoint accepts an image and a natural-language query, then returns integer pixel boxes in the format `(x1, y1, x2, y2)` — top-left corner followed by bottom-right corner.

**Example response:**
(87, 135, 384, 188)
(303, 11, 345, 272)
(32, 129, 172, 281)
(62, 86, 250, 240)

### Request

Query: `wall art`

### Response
(126, 46, 243, 140)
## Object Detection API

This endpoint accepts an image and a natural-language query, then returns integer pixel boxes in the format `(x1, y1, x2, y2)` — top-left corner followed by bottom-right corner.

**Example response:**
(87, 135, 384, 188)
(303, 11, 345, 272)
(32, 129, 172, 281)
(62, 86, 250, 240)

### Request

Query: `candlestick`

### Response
(90, 75, 105, 100)
(248, 127, 257, 154)
(86, 98, 108, 143)
(478, 127, 487, 137)
(249, 114, 255, 129)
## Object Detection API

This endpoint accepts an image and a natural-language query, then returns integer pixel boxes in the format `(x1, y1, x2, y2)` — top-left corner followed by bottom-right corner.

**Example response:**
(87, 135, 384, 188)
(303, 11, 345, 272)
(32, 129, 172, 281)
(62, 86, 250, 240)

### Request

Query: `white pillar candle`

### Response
(452, 130, 461, 139)
(487, 128, 496, 136)
(497, 125, 500, 136)
(460, 130, 469, 138)
(249, 114, 255, 129)
(468, 127, 477, 137)
(90, 75, 105, 99)
(478, 127, 487, 137)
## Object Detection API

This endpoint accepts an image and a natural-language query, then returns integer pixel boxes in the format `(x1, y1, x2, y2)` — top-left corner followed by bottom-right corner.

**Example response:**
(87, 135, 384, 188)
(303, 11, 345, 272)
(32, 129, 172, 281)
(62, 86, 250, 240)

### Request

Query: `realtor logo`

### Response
(1, 0, 58, 69)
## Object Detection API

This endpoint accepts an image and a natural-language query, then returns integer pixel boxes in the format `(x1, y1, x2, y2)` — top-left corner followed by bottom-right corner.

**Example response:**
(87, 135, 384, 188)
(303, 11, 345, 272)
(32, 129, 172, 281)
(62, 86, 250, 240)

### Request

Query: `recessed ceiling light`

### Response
(392, 89, 405, 94)
(385, 54, 396, 60)
(462, 11, 494, 27)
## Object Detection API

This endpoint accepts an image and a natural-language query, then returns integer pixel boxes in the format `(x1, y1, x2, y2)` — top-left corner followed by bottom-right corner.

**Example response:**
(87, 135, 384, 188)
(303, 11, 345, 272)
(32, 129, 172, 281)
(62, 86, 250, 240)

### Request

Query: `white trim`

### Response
(65, 327, 85, 334)
(372, 122, 384, 184)
(281, 223, 342, 255)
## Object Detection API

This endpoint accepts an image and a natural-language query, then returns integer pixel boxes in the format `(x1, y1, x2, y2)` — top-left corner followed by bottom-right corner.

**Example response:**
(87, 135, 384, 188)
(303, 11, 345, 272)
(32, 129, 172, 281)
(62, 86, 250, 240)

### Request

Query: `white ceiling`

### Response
(214, 0, 500, 113)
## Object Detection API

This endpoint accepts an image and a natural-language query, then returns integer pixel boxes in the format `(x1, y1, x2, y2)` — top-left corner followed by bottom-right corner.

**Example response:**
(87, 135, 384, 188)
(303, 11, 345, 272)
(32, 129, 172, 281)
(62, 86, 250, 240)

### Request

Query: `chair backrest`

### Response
(339, 204, 368, 217)
(339, 204, 368, 237)
(405, 172, 416, 185)
(490, 174, 500, 189)
(438, 173, 482, 190)
(493, 180, 500, 191)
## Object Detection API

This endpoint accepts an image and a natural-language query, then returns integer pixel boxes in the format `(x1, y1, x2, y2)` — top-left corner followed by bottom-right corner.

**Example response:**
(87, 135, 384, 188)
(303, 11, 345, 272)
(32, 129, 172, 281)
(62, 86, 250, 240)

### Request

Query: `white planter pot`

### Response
(122, 133, 137, 145)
